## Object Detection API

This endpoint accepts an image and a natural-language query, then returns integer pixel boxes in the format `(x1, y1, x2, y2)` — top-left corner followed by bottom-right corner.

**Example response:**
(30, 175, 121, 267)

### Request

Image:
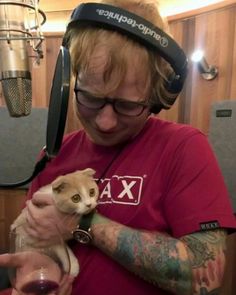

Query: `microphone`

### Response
(0, 46, 71, 188)
(0, 0, 46, 117)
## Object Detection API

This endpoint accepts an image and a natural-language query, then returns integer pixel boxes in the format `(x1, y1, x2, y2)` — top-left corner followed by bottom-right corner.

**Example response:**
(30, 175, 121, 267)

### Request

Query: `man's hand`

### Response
(0, 253, 74, 295)
(24, 191, 79, 246)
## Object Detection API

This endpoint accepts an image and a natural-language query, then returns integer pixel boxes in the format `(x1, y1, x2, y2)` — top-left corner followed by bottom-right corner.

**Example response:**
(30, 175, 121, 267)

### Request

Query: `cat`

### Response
(11, 168, 99, 277)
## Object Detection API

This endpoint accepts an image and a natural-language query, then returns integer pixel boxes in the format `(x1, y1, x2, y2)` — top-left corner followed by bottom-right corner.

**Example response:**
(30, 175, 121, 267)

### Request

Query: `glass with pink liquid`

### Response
(8, 226, 71, 295)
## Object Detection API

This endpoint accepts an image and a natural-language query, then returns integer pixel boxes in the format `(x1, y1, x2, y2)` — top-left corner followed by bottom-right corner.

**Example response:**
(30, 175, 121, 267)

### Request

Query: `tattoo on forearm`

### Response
(114, 229, 191, 294)
(181, 230, 226, 294)
(93, 215, 226, 295)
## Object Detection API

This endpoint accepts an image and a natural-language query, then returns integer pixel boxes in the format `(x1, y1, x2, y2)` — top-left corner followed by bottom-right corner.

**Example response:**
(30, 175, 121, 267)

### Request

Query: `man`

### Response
(1, 1, 235, 294)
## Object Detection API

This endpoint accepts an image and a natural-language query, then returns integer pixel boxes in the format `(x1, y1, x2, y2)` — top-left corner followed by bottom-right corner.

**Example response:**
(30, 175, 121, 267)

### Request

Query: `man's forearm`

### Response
(181, 229, 227, 295)
(91, 213, 192, 295)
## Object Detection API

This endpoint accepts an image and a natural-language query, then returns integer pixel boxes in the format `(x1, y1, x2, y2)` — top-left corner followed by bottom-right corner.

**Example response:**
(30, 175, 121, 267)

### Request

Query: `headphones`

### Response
(63, 2, 188, 114)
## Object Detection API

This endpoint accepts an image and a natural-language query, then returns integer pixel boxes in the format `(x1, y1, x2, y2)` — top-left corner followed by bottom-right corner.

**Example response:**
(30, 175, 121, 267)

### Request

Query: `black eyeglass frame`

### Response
(74, 87, 149, 117)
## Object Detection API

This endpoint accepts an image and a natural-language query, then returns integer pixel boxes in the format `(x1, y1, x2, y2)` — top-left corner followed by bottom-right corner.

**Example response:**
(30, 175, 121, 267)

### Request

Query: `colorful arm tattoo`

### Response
(181, 229, 227, 295)
(91, 214, 226, 295)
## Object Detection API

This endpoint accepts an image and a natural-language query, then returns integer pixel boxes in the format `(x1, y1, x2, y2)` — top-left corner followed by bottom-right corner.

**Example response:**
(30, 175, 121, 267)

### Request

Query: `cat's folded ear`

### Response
(81, 168, 96, 177)
(52, 176, 68, 194)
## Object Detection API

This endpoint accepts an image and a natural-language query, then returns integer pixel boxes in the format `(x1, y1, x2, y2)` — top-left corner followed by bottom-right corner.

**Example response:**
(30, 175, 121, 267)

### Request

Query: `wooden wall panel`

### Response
(230, 11, 236, 98)
(0, 85, 4, 107)
(31, 36, 62, 108)
(0, 196, 5, 251)
(158, 20, 185, 123)
(30, 42, 48, 107)
(220, 233, 236, 295)
(0, 190, 26, 253)
(190, 10, 222, 134)
(169, 4, 236, 134)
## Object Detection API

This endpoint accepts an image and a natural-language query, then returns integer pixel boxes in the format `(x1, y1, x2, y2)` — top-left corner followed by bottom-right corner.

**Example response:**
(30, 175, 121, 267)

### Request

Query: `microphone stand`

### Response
(0, 151, 51, 188)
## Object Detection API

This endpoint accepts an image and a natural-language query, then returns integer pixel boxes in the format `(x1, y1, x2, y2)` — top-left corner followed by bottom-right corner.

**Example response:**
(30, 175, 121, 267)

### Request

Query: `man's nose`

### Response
(95, 104, 118, 131)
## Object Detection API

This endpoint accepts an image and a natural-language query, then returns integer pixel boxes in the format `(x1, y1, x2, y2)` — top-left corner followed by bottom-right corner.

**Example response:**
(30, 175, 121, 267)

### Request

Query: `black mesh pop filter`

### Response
(0, 46, 71, 188)
(46, 46, 70, 158)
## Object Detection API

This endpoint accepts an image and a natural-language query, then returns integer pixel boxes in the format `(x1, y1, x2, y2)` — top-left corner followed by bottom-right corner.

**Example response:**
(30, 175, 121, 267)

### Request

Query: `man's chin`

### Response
(90, 135, 127, 147)
(93, 139, 121, 147)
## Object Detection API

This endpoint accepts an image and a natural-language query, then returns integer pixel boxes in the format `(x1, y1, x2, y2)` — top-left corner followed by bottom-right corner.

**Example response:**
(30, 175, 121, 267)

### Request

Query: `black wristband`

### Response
(71, 210, 96, 244)
(79, 210, 95, 231)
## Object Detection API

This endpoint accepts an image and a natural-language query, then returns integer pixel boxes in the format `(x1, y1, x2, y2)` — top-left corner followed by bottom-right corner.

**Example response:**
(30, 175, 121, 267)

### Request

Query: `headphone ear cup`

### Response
(163, 72, 182, 107)
(166, 71, 185, 94)
(149, 71, 186, 114)
(165, 70, 187, 106)
(149, 103, 163, 114)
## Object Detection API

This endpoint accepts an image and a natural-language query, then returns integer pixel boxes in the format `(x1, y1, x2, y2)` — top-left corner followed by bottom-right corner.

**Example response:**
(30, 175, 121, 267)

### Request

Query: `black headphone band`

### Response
(63, 2, 188, 112)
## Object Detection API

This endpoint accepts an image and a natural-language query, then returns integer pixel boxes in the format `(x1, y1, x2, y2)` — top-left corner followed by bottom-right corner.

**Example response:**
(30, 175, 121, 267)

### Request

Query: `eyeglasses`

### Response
(74, 87, 149, 117)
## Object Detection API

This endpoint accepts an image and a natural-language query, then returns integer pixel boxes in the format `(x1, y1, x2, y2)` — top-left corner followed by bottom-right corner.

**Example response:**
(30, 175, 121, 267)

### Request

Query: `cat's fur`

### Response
(11, 168, 99, 277)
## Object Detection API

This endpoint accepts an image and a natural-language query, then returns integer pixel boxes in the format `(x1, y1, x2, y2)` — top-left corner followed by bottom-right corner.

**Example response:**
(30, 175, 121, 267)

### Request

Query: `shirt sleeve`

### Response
(163, 131, 236, 238)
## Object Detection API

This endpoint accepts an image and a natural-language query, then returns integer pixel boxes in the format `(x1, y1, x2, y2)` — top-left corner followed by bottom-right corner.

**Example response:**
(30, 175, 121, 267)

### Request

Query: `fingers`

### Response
(25, 200, 41, 226)
(24, 201, 69, 243)
(31, 191, 55, 207)
(0, 252, 54, 268)
(0, 253, 15, 267)
(26, 200, 56, 232)
(22, 223, 40, 240)
(23, 189, 56, 239)
(24, 201, 45, 239)
(0, 253, 26, 268)
(24, 193, 78, 243)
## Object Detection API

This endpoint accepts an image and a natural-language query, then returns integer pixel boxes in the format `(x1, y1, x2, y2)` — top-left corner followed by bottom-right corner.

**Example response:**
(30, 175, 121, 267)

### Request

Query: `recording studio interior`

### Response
(0, 0, 235, 294)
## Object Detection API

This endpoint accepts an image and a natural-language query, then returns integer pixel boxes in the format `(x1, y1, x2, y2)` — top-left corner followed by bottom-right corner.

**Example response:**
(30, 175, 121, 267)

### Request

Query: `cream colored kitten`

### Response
(11, 168, 99, 277)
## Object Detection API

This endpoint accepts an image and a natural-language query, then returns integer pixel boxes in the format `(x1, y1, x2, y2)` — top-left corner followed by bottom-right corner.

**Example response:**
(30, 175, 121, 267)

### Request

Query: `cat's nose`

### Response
(86, 203, 92, 208)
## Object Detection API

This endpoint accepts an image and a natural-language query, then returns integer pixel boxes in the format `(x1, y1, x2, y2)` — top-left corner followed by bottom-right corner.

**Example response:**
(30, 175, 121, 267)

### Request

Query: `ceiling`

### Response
(39, 0, 225, 16)
(38, 0, 226, 32)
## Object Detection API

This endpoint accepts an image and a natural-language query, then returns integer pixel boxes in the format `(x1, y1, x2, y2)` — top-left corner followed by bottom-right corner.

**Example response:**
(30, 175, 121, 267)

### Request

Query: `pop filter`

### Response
(45, 46, 70, 158)
(0, 46, 71, 188)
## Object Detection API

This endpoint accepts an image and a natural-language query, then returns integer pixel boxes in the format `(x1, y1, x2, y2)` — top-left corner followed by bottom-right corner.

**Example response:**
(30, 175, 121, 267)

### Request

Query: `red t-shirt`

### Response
(28, 117, 236, 295)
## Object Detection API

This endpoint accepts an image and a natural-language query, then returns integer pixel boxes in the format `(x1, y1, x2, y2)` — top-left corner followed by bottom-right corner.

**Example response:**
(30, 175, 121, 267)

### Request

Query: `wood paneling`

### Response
(168, 3, 236, 134)
(0, 189, 26, 252)
(168, 0, 236, 21)
(31, 36, 62, 107)
(220, 233, 236, 294)
(39, 0, 80, 12)
(0, 196, 5, 251)
(38, 0, 236, 20)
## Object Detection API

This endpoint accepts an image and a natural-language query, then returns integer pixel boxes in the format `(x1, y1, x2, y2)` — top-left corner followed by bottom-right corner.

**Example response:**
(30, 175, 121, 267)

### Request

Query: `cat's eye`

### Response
(89, 188, 96, 197)
(71, 194, 81, 203)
